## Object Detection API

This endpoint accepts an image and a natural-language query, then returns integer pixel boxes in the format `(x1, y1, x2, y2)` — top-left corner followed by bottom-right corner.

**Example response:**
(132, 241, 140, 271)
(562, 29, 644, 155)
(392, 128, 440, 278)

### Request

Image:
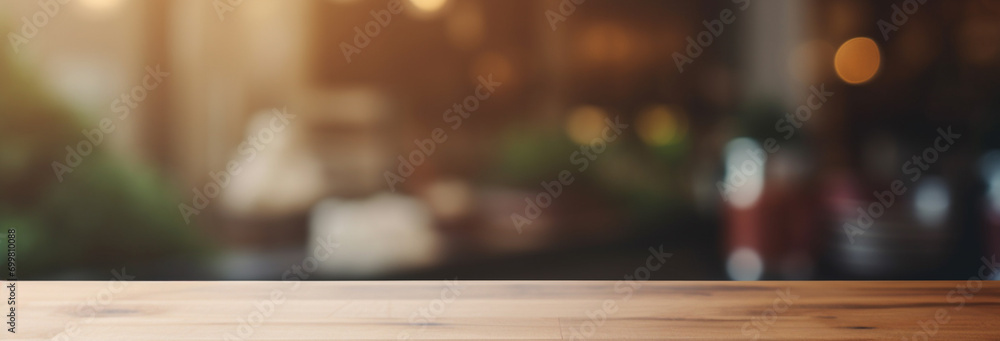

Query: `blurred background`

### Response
(2, 0, 1000, 280)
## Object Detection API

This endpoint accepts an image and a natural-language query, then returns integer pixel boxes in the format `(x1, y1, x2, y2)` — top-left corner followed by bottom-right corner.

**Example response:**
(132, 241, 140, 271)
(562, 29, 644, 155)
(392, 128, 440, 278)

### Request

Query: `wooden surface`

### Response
(14, 281, 1000, 340)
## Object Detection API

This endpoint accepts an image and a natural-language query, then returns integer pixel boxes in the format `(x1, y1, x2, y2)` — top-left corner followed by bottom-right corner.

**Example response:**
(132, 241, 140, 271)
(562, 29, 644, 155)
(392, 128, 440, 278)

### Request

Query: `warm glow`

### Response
(409, 0, 448, 13)
(834, 37, 881, 85)
(566, 106, 609, 145)
(446, 2, 484, 49)
(471, 52, 512, 85)
(424, 179, 473, 220)
(636, 105, 684, 146)
(578, 23, 633, 64)
(78, 0, 125, 13)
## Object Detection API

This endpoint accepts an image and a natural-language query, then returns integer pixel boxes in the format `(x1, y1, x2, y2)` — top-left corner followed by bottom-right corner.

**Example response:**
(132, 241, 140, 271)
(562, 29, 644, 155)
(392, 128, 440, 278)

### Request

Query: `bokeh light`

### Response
(578, 23, 634, 64)
(78, 0, 126, 13)
(958, 16, 1000, 66)
(636, 105, 686, 147)
(914, 177, 951, 227)
(726, 247, 764, 281)
(470, 52, 513, 85)
(723, 138, 766, 209)
(981, 151, 1000, 213)
(834, 37, 881, 84)
(409, 0, 448, 13)
(446, 2, 485, 50)
(424, 179, 474, 220)
(566, 105, 609, 145)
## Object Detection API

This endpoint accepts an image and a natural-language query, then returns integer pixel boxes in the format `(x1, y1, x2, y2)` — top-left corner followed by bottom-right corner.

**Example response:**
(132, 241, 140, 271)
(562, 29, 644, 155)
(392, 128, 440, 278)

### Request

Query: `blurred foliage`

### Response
(0, 50, 211, 279)
(491, 120, 685, 232)
(490, 124, 576, 186)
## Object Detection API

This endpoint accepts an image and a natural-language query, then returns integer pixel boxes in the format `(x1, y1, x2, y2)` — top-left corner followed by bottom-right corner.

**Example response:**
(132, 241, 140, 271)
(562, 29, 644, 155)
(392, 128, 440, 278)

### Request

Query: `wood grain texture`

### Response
(13, 281, 1000, 340)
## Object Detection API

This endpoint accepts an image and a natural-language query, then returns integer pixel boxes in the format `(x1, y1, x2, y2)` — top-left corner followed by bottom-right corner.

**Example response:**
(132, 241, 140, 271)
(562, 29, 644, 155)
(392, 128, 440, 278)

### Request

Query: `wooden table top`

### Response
(15, 281, 1000, 340)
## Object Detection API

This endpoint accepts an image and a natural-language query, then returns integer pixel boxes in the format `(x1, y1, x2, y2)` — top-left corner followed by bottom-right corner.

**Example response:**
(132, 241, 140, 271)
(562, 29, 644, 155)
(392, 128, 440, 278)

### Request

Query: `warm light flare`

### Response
(409, 0, 447, 13)
(78, 0, 125, 13)
(834, 37, 881, 85)
(636, 105, 686, 147)
(566, 106, 609, 145)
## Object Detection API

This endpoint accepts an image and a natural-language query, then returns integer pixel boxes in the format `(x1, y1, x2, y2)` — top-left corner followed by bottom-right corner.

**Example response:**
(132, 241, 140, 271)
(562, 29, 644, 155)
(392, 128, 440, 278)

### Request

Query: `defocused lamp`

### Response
(424, 179, 473, 221)
(566, 106, 609, 145)
(78, 0, 125, 13)
(980, 151, 1000, 213)
(723, 138, 765, 209)
(834, 37, 880, 85)
(726, 247, 764, 281)
(914, 177, 950, 227)
(409, 0, 447, 13)
(636, 105, 685, 147)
